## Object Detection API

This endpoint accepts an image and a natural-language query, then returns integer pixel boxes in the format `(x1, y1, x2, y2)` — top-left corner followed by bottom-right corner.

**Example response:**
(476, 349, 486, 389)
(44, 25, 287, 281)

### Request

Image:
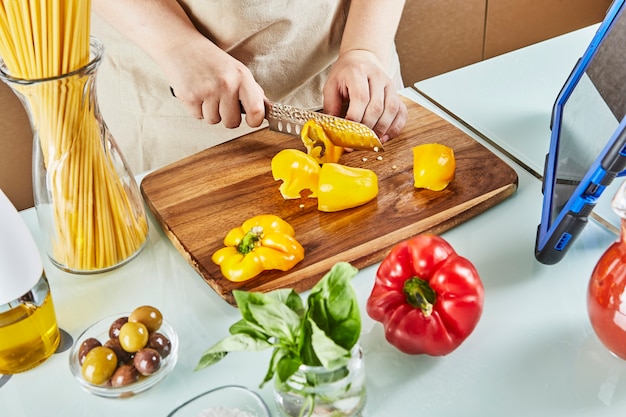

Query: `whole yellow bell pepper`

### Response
(271, 149, 320, 199)
(212, 214, 305, 282)
(300, 119, 344, 164)
(318, 163, 378, 212)
(413, 143, 456, 191)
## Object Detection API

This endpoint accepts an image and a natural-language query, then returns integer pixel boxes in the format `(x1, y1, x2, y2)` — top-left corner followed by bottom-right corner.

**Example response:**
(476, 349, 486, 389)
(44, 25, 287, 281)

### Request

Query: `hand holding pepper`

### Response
(367, 234, 484, 356)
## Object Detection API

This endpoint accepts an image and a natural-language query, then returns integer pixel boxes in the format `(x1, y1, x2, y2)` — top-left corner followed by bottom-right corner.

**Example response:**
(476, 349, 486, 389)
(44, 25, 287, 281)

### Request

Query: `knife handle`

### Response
(170, 87, 250, 117)
(240, 99, 273, 116)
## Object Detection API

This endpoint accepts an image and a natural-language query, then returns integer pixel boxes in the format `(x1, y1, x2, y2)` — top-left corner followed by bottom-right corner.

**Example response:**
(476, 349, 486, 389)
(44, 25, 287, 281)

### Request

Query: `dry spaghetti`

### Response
(0, 0, 148, 271)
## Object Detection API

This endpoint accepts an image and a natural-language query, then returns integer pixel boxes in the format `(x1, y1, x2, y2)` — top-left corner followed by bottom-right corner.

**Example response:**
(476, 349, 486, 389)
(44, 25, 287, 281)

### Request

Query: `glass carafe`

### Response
(0, 38, 148, 274)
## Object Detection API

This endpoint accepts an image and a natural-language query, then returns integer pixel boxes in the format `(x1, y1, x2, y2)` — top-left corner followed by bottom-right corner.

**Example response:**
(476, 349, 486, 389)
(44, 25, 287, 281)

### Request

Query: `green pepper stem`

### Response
(237, 226, 263, 254)
(403, 277, 436, 317)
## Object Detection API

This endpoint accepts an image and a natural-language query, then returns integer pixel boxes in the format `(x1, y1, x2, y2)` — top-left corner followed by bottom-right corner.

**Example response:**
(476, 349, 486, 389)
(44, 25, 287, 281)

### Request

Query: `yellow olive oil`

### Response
(0, 276, 60, 374)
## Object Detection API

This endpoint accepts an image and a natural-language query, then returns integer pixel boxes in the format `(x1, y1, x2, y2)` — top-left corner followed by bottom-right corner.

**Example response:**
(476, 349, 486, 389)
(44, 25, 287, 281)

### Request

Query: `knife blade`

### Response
(261, 99, 384, 151)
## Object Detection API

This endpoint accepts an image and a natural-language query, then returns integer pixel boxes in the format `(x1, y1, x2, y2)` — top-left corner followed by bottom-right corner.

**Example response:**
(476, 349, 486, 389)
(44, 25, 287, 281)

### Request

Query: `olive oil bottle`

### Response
(0, 273, 59, 373)
(0, 190, 60, 374)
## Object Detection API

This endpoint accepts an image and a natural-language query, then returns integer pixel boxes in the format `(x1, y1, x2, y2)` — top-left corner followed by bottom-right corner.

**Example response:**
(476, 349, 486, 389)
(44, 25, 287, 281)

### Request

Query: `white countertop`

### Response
(414, 24, 622, 232)
(3, 26, 626, 417)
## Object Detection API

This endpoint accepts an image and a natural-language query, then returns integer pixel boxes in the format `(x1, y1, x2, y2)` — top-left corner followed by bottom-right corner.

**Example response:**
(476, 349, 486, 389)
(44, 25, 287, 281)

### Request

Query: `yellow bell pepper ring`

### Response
(300, 119, 345, 164)
(211, 214, 305, 282)
(412, 143, 456, 191)
(271, 149, 320, 199)
(318, 163, 379, 212)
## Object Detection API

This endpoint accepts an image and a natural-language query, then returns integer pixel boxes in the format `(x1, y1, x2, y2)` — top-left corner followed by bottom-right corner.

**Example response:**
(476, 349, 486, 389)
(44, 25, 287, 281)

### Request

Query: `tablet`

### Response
(535, 0, 626, 265)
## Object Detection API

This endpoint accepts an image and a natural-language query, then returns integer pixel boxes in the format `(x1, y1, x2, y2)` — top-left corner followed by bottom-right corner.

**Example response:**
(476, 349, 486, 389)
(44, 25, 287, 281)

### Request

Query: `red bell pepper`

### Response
(366, 234, 484, 356)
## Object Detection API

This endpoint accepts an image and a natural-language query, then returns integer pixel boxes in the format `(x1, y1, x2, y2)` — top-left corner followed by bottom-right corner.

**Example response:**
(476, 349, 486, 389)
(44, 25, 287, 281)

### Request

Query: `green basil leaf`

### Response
(195, 333, 272, 371)
(285, 290, 306, 318)
(248, 301, 301, 343)
(328, 313, 361, 350)
(298, 319, 320, 366)
(275, 353, 302, 384)
(307, 292, 330, 334)
(233, 290, 262, 323)
(326, 277, 357, 322)
(234, 290, 301, 342)
(260, 348, 282, 387)
(262, 288, 305, 316)
(308, 318, 350, 370)
(307, 262, 361, 350)
(229, 318, 269, 340)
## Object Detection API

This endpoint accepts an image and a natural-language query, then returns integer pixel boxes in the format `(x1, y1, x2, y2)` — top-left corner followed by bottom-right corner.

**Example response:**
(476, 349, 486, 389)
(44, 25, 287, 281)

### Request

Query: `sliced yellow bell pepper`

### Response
(301, 119, 345, 164)
(212, 214, 305, 282)
(271, 149, 320, 199)
(271, 149, 379, 212)
(318, 163, 378, 212)
(413, 143, 455, 191)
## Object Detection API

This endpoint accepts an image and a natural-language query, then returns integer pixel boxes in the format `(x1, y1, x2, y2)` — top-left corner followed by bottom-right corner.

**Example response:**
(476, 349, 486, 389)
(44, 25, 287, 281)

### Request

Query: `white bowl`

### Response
(167, 385, 271, 417)
(68, 312, 178, 399)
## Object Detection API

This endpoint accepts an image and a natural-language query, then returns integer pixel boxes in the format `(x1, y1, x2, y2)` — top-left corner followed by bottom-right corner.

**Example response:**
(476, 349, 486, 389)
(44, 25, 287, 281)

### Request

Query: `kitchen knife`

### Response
(259, 99, 384, 151)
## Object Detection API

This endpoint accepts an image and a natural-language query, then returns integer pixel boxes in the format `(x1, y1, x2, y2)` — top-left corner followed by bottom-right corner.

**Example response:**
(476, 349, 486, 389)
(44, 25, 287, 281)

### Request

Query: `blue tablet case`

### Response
(535, 0, 626, 264)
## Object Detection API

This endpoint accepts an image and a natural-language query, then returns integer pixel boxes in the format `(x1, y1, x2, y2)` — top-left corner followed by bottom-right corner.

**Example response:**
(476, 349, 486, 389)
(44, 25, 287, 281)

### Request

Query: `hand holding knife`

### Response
(171, 86, 383, 151)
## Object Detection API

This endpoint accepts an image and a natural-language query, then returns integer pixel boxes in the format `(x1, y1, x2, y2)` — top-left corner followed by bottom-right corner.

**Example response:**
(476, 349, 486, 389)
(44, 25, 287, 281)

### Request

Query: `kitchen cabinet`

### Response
(396, 0, 613, 86)
(0, 82, 33, 211)
(395, 0, 486, 88)
(484, 0, 613, 58)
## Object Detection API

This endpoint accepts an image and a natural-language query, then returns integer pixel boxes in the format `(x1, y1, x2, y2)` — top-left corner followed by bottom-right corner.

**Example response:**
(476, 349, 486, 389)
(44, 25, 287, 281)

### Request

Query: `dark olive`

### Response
(129, 306, 163, 333)
(110, 364, 140, 387)
(148, 332, 171, 358)
(78, 337, 102, 365)
(109, 316, 129, 339)
(133, 348, 161, 376)
(104, 338, 133, 364)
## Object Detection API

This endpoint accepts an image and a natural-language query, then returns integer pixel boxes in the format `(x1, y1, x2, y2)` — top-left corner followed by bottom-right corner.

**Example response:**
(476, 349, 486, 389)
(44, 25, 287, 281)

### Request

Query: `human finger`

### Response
(359, 77, 386, 129)
(239, 83, 266, 128)
(183, 100, 204, 120)
(369, 85, 401, 140)
(218, 94, 243, 128)
(341, 74, 370, 123)
(322, 82, 347, 117)
(171, 85, 205, 120)
(201, 97, 222, 125)
(378, 95, 408, 142)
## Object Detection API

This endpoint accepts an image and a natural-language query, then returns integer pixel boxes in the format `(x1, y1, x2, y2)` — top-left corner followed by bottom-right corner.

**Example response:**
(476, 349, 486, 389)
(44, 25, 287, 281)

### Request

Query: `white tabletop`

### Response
(3, 28, 626, 417)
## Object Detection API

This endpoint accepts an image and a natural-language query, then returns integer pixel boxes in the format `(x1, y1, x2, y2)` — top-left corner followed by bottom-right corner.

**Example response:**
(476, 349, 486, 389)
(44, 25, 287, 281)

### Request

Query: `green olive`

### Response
(129, 305, 163, 333)
(81, 346, 118, 385)
(118, 321, 149, 353)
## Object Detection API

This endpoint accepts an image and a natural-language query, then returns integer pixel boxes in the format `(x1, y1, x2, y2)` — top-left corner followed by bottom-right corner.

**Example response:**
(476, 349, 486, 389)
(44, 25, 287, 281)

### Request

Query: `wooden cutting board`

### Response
(141, 97, 518, 305)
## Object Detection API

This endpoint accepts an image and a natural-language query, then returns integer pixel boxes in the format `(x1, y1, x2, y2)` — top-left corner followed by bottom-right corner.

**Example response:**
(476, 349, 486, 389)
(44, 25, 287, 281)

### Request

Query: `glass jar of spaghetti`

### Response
(0, 38, 148, 274)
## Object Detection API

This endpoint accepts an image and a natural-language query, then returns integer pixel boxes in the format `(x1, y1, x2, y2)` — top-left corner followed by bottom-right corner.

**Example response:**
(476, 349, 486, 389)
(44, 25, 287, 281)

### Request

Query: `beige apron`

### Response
(92, 1, 403, 173)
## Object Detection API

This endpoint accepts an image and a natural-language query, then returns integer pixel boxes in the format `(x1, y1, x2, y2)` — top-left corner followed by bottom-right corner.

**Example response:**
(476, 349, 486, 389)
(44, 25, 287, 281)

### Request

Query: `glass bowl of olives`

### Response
(69, 305, 178, 399)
